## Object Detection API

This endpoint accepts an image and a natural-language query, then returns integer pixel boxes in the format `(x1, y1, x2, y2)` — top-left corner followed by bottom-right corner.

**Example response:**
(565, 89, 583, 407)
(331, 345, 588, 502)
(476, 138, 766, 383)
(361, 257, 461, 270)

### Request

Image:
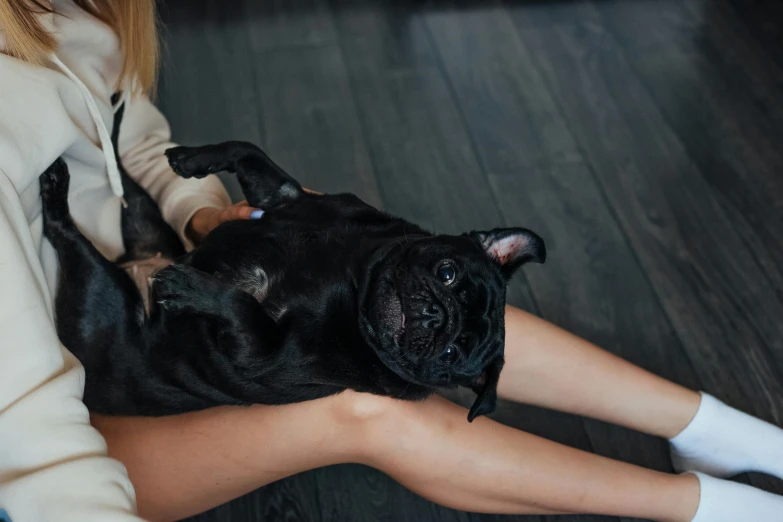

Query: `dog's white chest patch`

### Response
(235, 266, 269, 302)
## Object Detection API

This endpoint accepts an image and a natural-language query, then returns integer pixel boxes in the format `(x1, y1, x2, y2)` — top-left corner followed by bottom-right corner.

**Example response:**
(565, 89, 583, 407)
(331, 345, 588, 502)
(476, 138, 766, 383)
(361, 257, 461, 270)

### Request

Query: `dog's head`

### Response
(358, 228, 545, 421)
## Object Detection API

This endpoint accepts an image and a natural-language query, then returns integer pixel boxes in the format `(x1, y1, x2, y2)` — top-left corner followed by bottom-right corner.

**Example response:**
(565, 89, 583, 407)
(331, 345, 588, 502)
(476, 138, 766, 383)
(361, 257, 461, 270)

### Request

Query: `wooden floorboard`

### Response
(422, 5, 583, 174)
(247, 43, 382, 206)
(509, 2, 783, 417)
(594, 0, 783, 355)
(157, 0, 265, 201)
(155, 0, 783, 519)
(510, 0, 783, 493)
(723, 0, 783, 71)
(242, 0, 338, 51)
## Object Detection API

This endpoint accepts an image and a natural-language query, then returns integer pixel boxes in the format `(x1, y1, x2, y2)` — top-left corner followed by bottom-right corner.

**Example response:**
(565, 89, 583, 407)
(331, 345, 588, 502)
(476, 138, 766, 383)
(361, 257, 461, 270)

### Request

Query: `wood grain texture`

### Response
(157, 1, 264, 200)
(595, 0, 783, 309)
(184, 474, 323, 522)
(423, 6, 582, 174)
(248, 44, 382, 206)
(242, 0, 337, 51)
(723, 0, 783, 70)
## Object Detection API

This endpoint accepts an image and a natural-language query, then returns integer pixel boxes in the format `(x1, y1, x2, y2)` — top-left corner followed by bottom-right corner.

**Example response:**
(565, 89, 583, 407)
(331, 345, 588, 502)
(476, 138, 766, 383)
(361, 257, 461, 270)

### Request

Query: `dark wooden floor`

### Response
(156, 1, 783, 520)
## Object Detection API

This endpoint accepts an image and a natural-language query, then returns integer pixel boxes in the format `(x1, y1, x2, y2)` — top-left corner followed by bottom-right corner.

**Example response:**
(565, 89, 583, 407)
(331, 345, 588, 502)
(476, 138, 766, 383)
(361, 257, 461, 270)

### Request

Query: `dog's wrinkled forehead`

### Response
(396, 228, 545, 280)
(406, 234, 504, 289)
(404, 234, 484, 257)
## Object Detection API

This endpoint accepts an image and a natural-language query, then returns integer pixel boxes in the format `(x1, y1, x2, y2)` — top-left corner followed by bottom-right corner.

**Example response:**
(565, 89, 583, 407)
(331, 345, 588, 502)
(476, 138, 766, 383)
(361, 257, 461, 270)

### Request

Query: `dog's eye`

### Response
(436, 262, 456, 286)
(442, 344, 459, 364)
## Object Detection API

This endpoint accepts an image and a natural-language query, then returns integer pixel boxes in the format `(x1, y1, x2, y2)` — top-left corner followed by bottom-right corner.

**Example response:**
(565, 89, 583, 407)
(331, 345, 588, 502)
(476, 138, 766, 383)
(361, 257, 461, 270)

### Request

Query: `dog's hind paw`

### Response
(40, 158, 70, 196)
(39, 158, 71, 222)
(165, 146, 215, 179)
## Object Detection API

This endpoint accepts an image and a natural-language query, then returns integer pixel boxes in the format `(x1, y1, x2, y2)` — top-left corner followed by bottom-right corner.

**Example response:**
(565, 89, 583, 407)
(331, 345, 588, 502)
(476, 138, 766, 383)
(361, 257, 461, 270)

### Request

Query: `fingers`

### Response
(214, 203, 263, 228)
(225, 203, 256, 221)
(208, 187, 324, 232)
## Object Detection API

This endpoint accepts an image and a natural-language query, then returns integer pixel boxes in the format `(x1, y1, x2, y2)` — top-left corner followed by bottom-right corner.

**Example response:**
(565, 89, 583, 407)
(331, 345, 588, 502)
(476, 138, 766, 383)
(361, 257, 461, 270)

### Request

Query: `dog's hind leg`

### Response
(164, 141, 304, 209)
(110, 96, 185, 262)
(40, 158, 145, 366)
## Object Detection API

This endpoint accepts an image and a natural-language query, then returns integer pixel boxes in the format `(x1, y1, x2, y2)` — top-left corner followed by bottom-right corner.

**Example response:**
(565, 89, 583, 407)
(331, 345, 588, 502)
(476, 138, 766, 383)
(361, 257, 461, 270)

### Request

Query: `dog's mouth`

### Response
(370, 279, 407, 347)
(392, 298, 407, 347)
(370, 274, 452, 356)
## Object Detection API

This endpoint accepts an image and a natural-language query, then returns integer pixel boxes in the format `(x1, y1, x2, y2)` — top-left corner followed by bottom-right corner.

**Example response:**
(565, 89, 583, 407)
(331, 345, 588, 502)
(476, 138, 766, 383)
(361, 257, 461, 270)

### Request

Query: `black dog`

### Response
(41, 103, 545, 421)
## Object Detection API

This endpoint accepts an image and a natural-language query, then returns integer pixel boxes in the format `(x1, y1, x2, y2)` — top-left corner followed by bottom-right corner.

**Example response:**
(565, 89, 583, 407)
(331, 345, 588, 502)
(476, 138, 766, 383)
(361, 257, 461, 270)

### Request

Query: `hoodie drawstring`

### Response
(50, 54, 125, 201)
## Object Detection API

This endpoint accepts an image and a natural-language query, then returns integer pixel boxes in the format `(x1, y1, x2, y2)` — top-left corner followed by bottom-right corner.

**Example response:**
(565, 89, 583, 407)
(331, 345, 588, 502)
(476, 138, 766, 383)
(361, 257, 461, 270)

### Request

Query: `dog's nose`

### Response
(420, 303, 444, 330)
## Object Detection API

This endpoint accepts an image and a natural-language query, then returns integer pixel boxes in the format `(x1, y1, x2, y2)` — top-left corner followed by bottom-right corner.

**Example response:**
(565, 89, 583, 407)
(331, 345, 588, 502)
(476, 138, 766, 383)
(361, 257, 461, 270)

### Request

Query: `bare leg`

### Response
(498, 305, 701, 438)
(361, 394, 698, 521)
(94, 391, 699, 522)
(494, 306, 783, 511)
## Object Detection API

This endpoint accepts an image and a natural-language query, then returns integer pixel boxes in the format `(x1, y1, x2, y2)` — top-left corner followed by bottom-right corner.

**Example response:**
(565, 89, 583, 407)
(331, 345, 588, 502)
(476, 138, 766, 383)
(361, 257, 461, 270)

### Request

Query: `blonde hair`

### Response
(0, 0, 158, 95)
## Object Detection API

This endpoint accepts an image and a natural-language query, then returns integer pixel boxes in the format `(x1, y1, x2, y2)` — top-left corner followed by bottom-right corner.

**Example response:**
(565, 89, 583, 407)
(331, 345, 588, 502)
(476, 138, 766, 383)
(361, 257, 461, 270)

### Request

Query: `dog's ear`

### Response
(470, 228, 546, 280)
(468, 356, 504, 422)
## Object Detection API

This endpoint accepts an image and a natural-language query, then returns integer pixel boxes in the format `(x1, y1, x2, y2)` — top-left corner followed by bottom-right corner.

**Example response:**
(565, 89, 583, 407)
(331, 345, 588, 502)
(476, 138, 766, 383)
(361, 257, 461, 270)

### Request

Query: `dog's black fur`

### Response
(41, 101, 545, 421)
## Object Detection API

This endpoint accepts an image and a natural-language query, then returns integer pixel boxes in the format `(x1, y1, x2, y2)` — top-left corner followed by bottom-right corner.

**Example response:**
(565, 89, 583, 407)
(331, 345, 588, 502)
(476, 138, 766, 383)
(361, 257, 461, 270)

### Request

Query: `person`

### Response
(1, 2, 782, 522)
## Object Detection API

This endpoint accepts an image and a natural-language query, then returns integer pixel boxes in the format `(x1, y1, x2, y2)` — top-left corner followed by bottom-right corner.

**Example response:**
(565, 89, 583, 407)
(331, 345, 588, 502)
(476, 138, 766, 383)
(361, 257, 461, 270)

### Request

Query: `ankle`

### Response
(657, 473, 700, 522)
(660, 389, 702, 439)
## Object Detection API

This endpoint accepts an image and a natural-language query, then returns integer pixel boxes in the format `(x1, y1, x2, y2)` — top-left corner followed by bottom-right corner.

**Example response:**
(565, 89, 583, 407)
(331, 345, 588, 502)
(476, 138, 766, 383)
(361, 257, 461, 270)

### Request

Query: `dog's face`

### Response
(358, 228, 545, 421)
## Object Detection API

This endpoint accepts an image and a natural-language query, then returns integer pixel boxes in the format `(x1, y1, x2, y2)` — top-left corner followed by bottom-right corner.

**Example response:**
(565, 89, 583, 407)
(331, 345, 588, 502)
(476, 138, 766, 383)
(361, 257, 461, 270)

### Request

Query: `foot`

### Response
(39, 158, 71, 223)
(688, 472, 783, 522)
(39, 158, 76, 242)
(669, 393, 783, 480)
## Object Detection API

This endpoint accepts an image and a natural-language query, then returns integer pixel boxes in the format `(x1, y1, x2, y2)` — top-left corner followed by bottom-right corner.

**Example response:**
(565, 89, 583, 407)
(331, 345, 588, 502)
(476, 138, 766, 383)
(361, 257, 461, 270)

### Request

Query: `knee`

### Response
(331, 389, 399, 426)
(329, 390, 421, 464)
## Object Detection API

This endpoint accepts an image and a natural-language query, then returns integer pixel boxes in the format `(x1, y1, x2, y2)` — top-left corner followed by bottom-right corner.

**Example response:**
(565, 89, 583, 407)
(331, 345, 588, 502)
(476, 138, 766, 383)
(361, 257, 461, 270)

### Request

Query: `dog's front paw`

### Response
(165, 146, 215, 179)
(152, 264, 212, 314)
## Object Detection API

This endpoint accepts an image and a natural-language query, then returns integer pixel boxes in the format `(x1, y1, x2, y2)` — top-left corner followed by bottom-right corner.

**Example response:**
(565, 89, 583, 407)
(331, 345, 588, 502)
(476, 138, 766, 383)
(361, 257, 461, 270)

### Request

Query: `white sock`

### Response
(669, 392, 783, 479)
(689, 472, 783, 522)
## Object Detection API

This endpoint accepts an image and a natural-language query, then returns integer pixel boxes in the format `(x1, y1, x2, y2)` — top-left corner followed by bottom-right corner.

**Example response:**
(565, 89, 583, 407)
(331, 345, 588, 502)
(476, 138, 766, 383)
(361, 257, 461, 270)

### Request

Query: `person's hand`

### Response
(187, 201, 263, 243)
(186, 187, 322, 243)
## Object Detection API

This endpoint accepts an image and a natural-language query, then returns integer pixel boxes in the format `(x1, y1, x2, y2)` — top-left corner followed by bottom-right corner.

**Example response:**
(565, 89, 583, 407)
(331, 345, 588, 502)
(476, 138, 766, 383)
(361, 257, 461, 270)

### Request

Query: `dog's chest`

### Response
(227, 236, 362, 313)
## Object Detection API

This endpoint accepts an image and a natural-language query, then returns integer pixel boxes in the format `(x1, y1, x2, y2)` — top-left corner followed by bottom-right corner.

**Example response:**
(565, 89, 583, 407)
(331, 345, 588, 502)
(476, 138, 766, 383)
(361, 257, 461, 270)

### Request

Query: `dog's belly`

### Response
(119, 254, 174, 315)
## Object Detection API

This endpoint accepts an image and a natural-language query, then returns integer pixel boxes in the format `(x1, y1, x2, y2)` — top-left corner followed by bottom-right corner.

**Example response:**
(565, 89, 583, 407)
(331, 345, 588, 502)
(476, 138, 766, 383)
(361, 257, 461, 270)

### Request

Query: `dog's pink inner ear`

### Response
(471, 228, 545, 277)
(481, 233, 534, 266)
(489, 237, 521, 264)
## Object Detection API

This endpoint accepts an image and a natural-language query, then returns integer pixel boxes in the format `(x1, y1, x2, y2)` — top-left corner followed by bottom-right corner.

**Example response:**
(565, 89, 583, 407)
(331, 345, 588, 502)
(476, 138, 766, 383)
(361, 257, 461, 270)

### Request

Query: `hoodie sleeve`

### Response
(117, 95, 232, 250)
(0, 51, 144, 521)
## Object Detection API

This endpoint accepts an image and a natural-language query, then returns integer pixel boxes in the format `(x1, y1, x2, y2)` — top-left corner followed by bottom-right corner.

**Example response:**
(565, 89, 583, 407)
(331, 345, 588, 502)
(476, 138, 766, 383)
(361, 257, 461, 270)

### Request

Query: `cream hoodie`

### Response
(0, 1, 231, 520)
